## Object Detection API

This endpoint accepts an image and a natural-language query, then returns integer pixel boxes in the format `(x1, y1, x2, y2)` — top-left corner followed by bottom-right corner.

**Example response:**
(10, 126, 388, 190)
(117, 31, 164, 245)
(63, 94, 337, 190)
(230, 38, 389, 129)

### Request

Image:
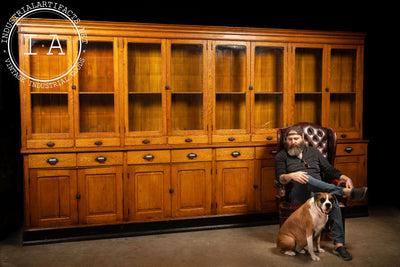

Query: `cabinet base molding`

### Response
(23, 213, 279, 246)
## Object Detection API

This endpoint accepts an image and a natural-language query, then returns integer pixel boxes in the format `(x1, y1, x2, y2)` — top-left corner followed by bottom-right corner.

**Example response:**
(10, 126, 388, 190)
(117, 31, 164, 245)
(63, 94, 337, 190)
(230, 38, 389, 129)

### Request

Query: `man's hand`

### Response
(280, 171, 309, 184)
(340, 175, 354, 190)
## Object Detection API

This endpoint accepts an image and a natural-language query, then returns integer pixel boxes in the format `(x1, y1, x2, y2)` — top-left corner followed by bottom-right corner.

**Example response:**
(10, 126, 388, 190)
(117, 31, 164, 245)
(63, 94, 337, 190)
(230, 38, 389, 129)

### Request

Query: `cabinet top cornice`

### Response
(16, 18, 365, 45)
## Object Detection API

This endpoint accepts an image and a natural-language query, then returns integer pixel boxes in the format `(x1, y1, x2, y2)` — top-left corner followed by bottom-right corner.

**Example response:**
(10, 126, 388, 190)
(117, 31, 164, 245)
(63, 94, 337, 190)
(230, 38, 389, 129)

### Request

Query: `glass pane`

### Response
(79, 95, 114, 133)
(79, 41, 114, 93)
(29, 39, 68, 93)
(128, 43, 162, 93)
(171, 44, 204, 131)
(129, 94, 162, 132)
(254, 94, 283, 129)
(171, 44, 203, 93)
(330, 94, 355, 128)
(295, 48, 322, 93)
(78, 41, 115, 133)
(254, 47, 284, 93)
(172, 94, 203, 131)
(127, 42, 162, 133)
(295, 94, 322, 125)
(216, 94, 246, 130)
(31, 94, 69, 133)
(330, 49, 356, 93)
(215, 45, 247, 130)
(215, 45, 246, 93)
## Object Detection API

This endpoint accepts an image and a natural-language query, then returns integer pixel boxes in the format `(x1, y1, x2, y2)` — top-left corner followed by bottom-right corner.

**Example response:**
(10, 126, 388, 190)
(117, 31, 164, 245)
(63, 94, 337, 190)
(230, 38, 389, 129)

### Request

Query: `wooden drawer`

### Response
(27, 139, 74, 149)
(127, 150, 170, 164)
(168, 135, 208, 145)
(29, 153, 76, 168)
(213, 135, 250, 143)
(171, 149, 212, 163)
(125, 137, 167, 146)
(255, 146, 279, 159)
(77, 152, 123, 167)
(75, 138, 120, 148)
(336, 143, 366, 156)
(216, 147, 254, 161)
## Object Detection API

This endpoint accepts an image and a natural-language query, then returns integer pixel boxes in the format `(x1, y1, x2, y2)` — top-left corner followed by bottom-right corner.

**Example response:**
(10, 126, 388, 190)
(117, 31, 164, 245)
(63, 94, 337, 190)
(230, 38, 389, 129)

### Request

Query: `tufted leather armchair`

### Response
(274, 122, 346, 226)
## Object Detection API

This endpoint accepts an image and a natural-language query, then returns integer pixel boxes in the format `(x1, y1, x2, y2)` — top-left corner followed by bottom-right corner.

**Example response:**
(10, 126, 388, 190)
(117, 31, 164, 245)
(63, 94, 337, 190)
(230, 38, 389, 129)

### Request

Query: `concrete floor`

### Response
(1, 205, 400, 266)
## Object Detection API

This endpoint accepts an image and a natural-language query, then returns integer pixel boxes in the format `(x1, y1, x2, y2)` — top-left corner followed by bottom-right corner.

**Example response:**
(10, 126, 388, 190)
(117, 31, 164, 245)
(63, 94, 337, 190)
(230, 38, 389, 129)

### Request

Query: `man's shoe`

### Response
(350, 187, 368, 201)
(333, 246, 353, 261)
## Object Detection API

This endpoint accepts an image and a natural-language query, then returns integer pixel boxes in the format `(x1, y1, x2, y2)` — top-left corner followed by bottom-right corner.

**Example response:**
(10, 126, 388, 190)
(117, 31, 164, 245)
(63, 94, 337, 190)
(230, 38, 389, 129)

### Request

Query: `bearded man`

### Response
(275, 126, 367, 261)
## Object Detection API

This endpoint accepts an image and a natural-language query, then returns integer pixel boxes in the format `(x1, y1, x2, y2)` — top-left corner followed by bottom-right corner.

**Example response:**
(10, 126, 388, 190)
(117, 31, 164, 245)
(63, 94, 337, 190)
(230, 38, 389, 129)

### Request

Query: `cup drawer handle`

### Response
(187, 153, 197, 159)
(95, 156, 107, 163)
(231, 151, 241, 157)
(345, 147, 353, 153)
(143, 154, 155, 161)
(46, 158, 59, 165)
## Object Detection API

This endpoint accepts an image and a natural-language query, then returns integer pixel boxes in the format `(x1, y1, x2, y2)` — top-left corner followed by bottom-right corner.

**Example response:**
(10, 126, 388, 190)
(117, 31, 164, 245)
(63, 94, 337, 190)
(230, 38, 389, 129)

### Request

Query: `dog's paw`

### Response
(284, 251, 296, 256)
(311, 255, 320, 261)
(315, 248, 325, 253)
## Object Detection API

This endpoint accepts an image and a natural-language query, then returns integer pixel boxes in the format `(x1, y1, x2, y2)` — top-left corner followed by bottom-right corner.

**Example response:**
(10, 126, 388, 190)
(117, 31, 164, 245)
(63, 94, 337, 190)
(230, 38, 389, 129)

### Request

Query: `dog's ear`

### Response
(313, 193, 321, 199)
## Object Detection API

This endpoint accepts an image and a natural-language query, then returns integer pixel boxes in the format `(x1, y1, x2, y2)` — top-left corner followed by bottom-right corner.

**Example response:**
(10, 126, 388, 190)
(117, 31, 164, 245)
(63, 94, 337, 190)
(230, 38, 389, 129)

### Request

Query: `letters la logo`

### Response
(2, 4, 86, 84)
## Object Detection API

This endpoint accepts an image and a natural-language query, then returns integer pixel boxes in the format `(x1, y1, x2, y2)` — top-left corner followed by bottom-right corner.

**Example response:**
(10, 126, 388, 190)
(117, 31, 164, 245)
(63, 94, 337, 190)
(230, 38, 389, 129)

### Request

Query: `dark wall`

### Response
(0, 1, 396, 237)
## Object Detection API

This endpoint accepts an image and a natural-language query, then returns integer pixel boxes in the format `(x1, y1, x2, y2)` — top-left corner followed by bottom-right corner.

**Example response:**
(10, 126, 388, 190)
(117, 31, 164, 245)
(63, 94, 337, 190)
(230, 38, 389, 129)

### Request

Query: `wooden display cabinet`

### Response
(17, 19, 367, 241)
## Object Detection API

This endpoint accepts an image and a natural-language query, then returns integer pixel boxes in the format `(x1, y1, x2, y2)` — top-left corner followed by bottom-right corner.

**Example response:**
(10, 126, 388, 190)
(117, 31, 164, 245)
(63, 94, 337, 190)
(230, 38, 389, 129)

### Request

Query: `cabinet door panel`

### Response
(127, 165, 171, 221)
(335, 154, 367, 206)
(216, 160, 254, 214)
(171, 162, 211, 217)
(78, 166, 123, 224)
(29, 169, 77, 227)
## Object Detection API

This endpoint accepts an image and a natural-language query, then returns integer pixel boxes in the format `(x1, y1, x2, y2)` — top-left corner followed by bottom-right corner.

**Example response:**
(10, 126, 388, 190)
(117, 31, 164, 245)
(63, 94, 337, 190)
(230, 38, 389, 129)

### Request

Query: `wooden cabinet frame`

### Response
(17, 19, 367, 235)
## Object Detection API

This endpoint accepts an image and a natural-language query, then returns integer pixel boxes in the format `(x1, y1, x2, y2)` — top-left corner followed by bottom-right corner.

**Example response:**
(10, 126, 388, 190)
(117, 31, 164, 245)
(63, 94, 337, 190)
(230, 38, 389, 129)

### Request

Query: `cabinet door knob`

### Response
(187, 153, 197, 159)
(76, 194, 81, 199)
(231, 151, 241, 157)
(169, 189, 174, 194)
(46, 158, 59, 165)
(143, 154, 155, 161)
(95, 156, 107, 163)
(253, 184, 259, 189)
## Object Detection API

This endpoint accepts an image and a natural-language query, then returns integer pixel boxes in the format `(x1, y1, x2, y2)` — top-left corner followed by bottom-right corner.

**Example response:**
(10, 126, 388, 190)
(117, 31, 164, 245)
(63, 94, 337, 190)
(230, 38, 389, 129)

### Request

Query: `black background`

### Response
(0, 1, 397, 237)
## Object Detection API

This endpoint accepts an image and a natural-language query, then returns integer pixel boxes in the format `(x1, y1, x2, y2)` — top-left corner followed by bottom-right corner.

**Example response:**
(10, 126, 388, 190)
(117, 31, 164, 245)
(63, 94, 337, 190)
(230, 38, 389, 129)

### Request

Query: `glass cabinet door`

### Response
(23, 34, 74, 149)
(214, 42, 250, 140)
(293, 46, 323, 125)
(328, 47, 359, 137)
(126, 40, 165, 136)
(167, 40, 208, 144)
(75, 37, 119, 147)
(252, 43, 286, 139)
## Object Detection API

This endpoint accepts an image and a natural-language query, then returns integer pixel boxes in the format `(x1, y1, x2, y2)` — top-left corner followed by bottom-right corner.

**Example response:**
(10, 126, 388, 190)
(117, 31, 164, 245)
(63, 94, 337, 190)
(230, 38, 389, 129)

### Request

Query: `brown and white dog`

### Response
(277, 192, 336, 261)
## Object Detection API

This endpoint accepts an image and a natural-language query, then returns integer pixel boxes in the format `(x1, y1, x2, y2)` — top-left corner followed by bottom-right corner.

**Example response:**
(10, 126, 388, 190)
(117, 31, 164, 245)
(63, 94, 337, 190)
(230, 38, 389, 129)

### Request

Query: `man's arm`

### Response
(275, 151, 309, 184)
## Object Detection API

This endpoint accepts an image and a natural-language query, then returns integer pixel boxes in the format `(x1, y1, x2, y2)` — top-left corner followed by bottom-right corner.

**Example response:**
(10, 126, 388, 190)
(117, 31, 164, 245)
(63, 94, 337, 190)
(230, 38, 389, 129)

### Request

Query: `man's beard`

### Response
(285, 141, 306, 157)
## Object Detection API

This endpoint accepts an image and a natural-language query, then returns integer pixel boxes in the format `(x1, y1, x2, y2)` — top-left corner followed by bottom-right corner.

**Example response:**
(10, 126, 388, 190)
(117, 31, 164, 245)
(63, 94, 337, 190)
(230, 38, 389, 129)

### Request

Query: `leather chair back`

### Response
(277, 122, 337, 165)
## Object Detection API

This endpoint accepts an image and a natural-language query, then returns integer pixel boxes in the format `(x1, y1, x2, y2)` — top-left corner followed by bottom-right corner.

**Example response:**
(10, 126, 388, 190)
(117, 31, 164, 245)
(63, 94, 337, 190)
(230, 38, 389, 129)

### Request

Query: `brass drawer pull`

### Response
(46, 158, 59, 165)
(95, 156, 107, 163)
(231, 151, 241, 157)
